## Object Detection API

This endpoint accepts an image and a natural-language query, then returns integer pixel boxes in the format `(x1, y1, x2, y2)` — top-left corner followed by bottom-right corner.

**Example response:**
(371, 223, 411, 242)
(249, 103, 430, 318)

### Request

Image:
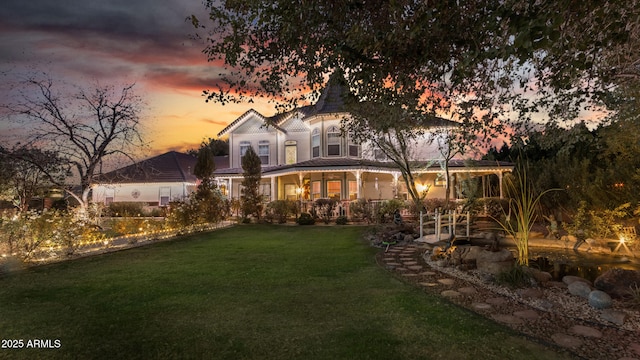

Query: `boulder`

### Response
(524, 267, 552, 284)
(568, 281, 592, 299)
(588, 290, 613, 309)
(563, 275, 592, 286)
(594, 268, 640, 299)
(475, 248, 514, 275)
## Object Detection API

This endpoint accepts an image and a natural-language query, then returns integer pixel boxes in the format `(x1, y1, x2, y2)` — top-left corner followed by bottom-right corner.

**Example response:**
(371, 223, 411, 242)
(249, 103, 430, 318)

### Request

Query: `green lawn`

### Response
(0, 225, 572, 360)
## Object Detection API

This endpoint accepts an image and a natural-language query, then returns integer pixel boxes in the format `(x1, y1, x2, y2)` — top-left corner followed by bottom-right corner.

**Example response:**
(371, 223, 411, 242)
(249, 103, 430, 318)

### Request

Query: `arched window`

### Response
(312, 128, 320, 158)
(326, 126, 341, 156)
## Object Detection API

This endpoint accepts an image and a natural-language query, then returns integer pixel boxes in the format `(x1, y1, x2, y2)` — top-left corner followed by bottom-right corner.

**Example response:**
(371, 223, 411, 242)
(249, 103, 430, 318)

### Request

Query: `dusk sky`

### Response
(0, 0, 275, 156)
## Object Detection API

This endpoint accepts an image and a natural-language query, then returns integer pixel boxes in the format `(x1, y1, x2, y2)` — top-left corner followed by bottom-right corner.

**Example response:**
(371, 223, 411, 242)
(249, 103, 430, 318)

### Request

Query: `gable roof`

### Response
(95, 151, 198, 184)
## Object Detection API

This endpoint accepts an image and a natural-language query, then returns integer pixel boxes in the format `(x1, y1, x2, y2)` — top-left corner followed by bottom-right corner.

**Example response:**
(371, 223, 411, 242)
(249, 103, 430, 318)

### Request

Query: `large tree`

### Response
(240, 146, 263, 221)
(2, 76, 147, 214)
(0, 146, 67, 212)
(192, 1, 640, 134)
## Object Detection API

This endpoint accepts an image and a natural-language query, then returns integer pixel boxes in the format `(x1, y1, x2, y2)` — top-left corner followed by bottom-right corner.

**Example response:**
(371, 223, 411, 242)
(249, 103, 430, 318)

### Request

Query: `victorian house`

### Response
(214, 77, 512, 212)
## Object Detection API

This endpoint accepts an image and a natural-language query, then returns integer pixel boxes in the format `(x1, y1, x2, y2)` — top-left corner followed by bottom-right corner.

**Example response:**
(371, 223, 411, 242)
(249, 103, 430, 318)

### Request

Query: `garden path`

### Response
(379, 245, 640, 360)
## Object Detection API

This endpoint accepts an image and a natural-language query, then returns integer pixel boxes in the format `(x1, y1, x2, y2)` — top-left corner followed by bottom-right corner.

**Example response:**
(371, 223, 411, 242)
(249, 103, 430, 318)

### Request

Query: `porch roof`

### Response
(214, 158, 513, 178)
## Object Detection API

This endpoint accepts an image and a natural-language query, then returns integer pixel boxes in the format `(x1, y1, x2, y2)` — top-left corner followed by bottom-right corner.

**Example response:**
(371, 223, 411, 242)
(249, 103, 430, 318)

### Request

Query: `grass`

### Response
(0, 225, 572, 360)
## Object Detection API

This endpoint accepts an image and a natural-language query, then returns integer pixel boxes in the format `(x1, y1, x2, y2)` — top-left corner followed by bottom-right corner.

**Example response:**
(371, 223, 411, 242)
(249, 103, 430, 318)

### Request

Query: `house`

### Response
(214, 76, 513, 213)
(91, 151, 200, 207)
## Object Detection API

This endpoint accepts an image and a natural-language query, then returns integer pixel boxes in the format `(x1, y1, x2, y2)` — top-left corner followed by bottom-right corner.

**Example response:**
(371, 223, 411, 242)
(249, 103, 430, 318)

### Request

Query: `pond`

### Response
(528, 248, 640, 282)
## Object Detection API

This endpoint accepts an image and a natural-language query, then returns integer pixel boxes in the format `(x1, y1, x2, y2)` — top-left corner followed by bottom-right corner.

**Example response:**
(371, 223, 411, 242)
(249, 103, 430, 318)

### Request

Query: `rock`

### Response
(516, 288, 544, 299)
(588, 290, 612, 309)
(594, 268, 640, 299)
(569, 325, 603, 338)
(524, 267, 552, 284)
(600, 309, 626, 326)
(552, 333, 583, 348)
(475, 249, 514, 275)
(563, 275, 592, 286)
(404, 234, 414, 242)
(568, 281, 592, 299)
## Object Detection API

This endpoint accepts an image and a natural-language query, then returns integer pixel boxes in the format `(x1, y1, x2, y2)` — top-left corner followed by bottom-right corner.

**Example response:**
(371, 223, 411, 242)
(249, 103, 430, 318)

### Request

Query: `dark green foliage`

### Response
(375, 199, 405, 223)
(335, 215, 348, 225)
(264, 200, 299, 224)
(107, 202, 145, 217)
(240, 147, 263, 221)
(349, 199, 373, 223)
(313, 198, 337, 224)
(296, 212, 315, 225)
(495, 265, 534, 289)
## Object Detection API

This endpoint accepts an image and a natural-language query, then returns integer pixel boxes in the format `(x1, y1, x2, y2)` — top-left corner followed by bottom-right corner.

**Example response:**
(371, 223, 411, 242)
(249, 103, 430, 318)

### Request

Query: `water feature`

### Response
(528, 248, 640, 282)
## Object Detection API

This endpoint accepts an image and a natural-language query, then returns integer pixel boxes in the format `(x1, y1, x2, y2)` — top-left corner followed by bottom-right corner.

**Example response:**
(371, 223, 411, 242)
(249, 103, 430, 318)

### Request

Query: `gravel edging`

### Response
(378, 244, 640, 360)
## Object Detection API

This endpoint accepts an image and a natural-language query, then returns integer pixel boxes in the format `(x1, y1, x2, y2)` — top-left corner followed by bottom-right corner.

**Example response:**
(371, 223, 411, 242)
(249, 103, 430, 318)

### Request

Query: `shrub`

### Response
(0, 209, 105, 260)
(264, 200, 299, 224)
(313, 198, 337, 224)
(375, 199, 405, 223)
(297, 212, 315, 225)
(495, 265, 533, 288)
(107, 202, 145, 217)
(349, 199, 372, 223)
(335, 215, 348, 225)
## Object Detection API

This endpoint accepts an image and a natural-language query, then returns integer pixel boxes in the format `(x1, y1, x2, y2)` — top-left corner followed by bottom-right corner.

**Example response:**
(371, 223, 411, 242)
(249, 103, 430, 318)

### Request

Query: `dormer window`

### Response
(348, 135, 360, 157)
(327, 126, 341, 156)
(312, 128, 320, 158)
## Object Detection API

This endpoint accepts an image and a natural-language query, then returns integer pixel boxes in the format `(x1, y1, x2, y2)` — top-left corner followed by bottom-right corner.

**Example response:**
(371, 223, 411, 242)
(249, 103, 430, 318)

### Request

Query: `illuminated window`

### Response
(284, 184, 297, 201)
(327, 180, 341, 199)
(311, 181, 321, 199)
(348, 180, 358, 200)
(285, 140, 297, 164)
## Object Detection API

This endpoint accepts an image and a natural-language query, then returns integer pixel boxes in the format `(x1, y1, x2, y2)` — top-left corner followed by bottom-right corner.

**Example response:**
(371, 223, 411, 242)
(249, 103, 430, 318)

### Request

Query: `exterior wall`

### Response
(91, 182, 196, 206)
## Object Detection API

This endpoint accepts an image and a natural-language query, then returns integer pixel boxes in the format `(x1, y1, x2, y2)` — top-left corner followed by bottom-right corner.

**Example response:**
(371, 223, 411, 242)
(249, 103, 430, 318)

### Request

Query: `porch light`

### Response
(415, 183, 427, 193)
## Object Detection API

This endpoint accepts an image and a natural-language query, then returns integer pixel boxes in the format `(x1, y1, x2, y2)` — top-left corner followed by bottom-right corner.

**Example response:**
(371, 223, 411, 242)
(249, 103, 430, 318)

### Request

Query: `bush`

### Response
(349, 199, 373, 223)
(495, 265, 533, 288)
(0, 209, 105, 260)
(264, 200, 299, 224)
(313, 198, 337, 224)
(297, 212, 315, 225)
(107, 202, 145, 217)
(335, 215, 348, 225)
(375, 199, 405, 223)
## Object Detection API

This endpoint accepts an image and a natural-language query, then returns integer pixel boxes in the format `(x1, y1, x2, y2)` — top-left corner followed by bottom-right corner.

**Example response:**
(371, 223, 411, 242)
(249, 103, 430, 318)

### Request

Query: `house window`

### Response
(260, 183, 271, 200)
(327, 126, 341, 156)
(258, 140, 270, 165)
(311, 181, 321, 199)
(159, 187, 171, 206)
(105, 197, 114, 205)
(374, 148, 388, 161)
(285, 141, 297, 164)
(348, 181, 358, 200)
(348, 135, 359, 157)
(327, 180, 341, 199)
(240, 141, 251, 157)
(312, 128, 320, 158)
(284, 184, 298, 201)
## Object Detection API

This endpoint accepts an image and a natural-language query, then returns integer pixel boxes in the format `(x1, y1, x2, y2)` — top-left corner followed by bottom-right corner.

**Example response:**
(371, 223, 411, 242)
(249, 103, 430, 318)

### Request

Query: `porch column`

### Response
(392, 172, 400, 198)
(271, 176, 276, 201)
(498, 171, 504, 199)
(482, 175, 487, 198)
(227, 178, 233, 199)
